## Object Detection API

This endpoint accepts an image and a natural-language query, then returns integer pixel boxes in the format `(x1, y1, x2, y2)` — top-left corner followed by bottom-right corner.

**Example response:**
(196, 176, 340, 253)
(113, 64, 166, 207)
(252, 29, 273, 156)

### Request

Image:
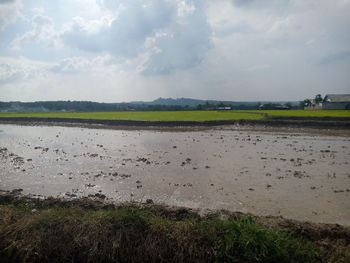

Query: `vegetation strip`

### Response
(2, 193, 349, 263)
(0, 111, 263, 121)
(0, 110, 349, 120)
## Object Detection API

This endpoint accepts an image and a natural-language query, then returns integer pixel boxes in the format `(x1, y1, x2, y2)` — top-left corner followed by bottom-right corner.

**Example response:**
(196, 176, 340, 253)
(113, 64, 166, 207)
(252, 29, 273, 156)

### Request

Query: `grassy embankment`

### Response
(0, 201, 329, 263)
(0, 110, 349, 121)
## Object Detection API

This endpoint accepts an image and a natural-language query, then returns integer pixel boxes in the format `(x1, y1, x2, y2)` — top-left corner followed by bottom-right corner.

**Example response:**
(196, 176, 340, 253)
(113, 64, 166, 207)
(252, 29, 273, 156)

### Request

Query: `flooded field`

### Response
(0, 124, 349, 225)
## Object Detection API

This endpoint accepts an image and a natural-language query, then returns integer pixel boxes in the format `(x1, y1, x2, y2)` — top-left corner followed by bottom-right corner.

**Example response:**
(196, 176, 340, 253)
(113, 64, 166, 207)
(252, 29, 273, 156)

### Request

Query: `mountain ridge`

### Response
(130, 97, 298, 106)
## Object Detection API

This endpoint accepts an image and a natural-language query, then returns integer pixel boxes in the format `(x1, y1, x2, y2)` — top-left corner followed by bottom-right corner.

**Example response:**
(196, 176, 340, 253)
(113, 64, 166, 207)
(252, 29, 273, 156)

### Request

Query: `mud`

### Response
(0, 123, 349, 225)
(1, 116, 350, 129)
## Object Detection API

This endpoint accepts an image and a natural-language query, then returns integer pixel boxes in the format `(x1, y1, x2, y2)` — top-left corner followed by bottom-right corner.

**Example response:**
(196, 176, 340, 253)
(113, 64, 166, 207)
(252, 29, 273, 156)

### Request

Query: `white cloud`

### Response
(247, 64, 271, 72)
(10, 13, 61, 50)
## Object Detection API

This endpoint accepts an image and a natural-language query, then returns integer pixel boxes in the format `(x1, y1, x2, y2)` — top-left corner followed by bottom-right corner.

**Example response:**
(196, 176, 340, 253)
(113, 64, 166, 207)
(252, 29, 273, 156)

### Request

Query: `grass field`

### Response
(0, 111, 263, 121)
(254, 110, 350, 117)
(0, 110, 349, 121)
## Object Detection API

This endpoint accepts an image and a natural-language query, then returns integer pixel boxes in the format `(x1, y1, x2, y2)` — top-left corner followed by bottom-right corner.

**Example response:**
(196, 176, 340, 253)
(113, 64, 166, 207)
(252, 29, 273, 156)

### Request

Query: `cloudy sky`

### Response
(0, 0, 349, 102)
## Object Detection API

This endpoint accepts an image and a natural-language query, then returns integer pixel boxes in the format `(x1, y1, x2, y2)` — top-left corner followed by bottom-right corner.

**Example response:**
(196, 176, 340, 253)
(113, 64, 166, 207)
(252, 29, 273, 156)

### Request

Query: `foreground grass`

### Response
(0, 204, 322, 263)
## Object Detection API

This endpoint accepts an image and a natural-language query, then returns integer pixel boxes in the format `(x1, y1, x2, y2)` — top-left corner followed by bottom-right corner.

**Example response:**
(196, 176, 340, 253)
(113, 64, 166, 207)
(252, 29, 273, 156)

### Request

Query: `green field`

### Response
(255, 110, 350, 117)
(0, 111, 263, 121)
(0, 110, 349, 121)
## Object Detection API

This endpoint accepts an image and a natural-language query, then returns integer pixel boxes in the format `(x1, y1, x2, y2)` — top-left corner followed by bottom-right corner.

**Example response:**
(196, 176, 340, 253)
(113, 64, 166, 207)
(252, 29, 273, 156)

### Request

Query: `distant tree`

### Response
(300, 99, 311, 108)
(284, 102, 292, 108)
(217, 102, 225, 107)
(255, 102, 261, 110)
(196, 104, 203, 110)
(315, 94, 323, 104)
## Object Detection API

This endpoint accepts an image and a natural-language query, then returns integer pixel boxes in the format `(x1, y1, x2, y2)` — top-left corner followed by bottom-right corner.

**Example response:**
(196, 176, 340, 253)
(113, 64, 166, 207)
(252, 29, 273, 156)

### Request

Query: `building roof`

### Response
(324, 94, 350, 103)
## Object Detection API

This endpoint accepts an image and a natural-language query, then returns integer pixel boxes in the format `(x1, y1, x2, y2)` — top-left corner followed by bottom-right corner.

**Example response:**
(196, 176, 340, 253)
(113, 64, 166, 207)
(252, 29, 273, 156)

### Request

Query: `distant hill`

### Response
(132, 97, 298, 107)
(0, 98, 299, 112)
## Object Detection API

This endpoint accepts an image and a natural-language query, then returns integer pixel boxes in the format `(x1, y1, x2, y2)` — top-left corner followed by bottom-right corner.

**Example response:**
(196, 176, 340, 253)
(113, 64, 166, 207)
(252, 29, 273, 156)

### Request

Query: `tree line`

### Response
(0, 100, 301, 112)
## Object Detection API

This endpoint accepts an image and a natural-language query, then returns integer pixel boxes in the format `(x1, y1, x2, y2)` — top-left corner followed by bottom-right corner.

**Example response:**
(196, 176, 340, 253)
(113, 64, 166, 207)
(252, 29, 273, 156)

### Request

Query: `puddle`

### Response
(0, 124, 349, 225)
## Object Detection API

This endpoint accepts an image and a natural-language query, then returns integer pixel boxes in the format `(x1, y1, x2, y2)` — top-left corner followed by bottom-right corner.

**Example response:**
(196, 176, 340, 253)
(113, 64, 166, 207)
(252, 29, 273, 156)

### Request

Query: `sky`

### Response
(0, 0, 349, 102)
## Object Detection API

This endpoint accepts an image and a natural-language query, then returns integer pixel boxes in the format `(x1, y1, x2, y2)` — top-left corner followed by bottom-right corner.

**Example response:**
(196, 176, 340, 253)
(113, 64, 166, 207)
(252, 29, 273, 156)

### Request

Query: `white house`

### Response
(322, 94, 350, 110)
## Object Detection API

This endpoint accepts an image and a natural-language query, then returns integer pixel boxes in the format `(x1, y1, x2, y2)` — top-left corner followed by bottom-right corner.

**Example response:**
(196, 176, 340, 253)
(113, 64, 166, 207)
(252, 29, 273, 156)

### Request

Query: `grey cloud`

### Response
(61, 22, 107, 53)
(0, 0, 15, 4)
(108, 0, 174, 57)
(0, 62, 24, 84)
(96, 0, 121, 11)
(51, 58, 85, 74)
(318, 51, 350, 66)
(232, 0, 290, 10)
(62, 0, 212, 74)
(50, 56, 111, 74)
(2, 0, 350, 102)
(232, 0, 254, 6)
(63, 0, 174, 56)
(0, 61, 45, 84)
(0, 0, 22, 30)
(10, 14, 58, 49)
(143, 5, 212, 74)
(214, 21, 255, 38)
(32, 14, 52, 25)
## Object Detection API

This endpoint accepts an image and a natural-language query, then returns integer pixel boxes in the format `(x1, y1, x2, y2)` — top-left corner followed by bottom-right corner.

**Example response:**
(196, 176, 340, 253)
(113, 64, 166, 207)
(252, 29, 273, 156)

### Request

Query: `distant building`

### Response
(216, 106, 232, 110)
(322, 94, 350, 110)
(304, 99, 322, 110)
(259, 104, 289, 110)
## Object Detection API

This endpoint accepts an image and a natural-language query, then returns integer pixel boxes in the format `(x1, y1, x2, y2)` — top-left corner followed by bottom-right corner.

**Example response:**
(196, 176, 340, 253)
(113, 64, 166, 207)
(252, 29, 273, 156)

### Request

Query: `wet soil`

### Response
(0, 124, 349, 225)
(1, 116, 350, 129)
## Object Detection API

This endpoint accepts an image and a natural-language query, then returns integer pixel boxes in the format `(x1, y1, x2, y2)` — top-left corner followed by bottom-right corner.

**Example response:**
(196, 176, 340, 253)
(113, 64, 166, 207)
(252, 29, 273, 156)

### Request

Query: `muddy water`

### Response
(1, 124, 349, 225)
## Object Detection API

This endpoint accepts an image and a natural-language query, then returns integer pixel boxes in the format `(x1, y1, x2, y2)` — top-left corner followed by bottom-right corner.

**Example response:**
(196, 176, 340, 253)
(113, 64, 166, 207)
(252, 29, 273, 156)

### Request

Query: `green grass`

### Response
(0, 111, 263, 121)
(253, 110, 350, 117)
(0, 204, 322, 263)
(0, 110, 349, 122)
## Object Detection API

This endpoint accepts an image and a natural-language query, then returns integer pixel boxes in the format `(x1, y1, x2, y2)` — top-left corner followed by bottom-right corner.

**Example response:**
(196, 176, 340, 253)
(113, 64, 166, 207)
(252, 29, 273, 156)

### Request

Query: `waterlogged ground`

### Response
(0, 124, 349, 225)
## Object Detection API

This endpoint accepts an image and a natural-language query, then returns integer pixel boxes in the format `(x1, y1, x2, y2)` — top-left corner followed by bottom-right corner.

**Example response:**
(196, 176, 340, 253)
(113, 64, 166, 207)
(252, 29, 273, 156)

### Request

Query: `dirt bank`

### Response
(1, 116, 350, 129)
